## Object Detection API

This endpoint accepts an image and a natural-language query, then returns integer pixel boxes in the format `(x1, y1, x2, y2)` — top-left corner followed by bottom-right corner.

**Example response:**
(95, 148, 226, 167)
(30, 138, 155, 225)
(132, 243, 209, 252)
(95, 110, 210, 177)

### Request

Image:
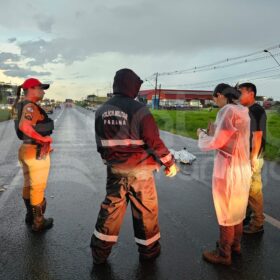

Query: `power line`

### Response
(144, 44, 280, 81)
(162, 66, 280, 89)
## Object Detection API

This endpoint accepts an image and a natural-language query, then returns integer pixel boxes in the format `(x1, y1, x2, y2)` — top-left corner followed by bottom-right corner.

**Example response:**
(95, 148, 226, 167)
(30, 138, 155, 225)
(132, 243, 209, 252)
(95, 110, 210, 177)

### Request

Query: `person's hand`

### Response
(207, 122, 215, 136)
(197, 128, 206, 137)
(41, 136, 52, 144)
(39, 143, 52, 159)
(165, 163, 179, 177)
(251, 157, 259, 173)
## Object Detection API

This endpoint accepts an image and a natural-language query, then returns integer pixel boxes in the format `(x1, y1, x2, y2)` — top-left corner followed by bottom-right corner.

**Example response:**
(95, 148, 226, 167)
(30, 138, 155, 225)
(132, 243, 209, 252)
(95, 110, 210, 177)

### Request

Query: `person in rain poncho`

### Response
(197, 84, 251, 266)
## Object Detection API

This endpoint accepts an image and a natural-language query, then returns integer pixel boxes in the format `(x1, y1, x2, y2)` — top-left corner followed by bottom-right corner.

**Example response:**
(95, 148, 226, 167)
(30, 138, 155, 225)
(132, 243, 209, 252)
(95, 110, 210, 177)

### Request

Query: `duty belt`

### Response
(23, 139, 39, 145)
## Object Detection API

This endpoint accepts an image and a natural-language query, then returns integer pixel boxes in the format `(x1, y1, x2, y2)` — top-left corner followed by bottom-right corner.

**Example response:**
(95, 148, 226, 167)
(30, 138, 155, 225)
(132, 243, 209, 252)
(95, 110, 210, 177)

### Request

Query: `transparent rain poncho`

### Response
(198, 104, 252, 226)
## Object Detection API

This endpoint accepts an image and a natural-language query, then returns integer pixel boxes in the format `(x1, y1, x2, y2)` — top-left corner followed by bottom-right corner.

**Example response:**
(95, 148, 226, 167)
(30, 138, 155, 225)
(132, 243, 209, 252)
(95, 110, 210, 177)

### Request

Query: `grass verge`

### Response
(152, 109, 280, 162)
(0, 109, 11, 122)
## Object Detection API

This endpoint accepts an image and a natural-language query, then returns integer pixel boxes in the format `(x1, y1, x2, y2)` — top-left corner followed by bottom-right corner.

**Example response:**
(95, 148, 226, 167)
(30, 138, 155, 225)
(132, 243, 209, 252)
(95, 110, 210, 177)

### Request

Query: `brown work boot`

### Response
(31, 199, 53, 232)
(243, 224, 264, 234)
(203, 249, 232, 266)
(41, 197, 47, 214)
(23, 198, 33, 225)
(216, 241, 241, 256)
(231, 244, 241, 256)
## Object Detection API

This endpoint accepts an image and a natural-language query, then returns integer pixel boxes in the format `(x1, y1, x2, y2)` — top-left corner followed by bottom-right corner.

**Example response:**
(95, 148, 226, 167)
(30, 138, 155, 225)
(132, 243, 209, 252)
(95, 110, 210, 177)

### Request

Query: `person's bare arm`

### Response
(251, 131, 263, 160)
(19, 104, 52, 144)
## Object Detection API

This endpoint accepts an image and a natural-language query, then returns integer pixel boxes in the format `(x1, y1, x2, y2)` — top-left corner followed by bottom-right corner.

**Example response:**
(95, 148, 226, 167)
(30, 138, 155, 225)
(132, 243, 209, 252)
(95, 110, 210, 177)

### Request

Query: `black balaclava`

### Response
(113, 68, 143, 99)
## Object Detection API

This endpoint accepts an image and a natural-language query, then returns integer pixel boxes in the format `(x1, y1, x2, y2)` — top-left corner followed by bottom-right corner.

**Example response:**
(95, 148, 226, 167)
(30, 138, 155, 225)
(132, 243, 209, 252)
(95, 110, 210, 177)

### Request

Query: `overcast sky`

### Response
(0, 0, 280, 100)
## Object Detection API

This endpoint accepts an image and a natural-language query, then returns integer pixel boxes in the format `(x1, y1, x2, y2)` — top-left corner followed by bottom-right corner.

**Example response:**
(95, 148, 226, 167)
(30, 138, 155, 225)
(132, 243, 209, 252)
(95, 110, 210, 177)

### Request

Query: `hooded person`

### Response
(90, 68, 178, 264)
(197, 84, 251, 265)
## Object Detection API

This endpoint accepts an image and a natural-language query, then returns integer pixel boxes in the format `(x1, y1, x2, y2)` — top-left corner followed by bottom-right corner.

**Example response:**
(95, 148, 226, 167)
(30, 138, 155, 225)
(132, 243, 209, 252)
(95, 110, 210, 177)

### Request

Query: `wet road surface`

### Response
(0, 106, 280, 280)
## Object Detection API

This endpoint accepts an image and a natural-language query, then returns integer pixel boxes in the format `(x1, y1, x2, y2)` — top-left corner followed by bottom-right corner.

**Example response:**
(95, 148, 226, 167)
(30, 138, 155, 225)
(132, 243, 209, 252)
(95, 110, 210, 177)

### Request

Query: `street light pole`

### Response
(264, 49, 280, 67)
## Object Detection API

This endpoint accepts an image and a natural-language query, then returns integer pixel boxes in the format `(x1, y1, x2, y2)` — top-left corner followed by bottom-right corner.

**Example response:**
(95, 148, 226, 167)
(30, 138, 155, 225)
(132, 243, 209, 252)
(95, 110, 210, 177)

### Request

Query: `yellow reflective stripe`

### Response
(160, 153, 172, 164)
(135, 232, 161, 246)
(101, 139, 145, 147)
(94, 229, 118, 242)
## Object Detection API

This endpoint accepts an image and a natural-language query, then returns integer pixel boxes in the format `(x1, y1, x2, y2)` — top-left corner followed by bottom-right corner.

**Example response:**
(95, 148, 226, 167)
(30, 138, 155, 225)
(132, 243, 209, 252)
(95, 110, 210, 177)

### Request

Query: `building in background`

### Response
(0, 82, 17, 104)
(138, 89, 213, 109)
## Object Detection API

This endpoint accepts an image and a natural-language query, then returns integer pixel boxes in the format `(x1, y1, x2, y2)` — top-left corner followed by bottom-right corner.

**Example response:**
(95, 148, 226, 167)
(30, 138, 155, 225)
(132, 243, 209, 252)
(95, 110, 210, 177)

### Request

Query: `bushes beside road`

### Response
(0, 109, 10, 122)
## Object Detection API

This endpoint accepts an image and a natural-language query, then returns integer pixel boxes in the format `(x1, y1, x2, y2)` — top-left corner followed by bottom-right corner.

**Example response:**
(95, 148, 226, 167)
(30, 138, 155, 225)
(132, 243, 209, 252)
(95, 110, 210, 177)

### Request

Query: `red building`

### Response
(138, 89, 213, 108)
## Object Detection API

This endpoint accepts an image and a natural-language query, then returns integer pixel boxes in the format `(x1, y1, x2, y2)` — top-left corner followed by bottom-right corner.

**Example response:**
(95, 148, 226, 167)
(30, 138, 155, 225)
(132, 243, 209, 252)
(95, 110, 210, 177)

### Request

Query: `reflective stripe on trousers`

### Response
(93, 167, 160, 246)
(93, 229, 118, 243)
(135, 232, 161, 246)
(101, 139, 144, 147)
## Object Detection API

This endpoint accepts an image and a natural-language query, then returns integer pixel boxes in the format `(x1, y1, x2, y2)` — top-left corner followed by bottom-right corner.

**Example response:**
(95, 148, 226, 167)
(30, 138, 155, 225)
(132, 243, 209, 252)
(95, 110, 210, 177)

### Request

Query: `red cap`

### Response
(21, 78, 50, 90)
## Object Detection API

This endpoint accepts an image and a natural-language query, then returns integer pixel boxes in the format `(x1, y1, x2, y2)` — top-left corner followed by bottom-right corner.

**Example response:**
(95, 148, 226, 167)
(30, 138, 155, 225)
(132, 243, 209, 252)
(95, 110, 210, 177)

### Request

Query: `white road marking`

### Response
(163, 130, 280, 231)
(54, 108, 64, 123)
(264, 213, 280, 230)
(160, 130, 198, 144)
(190, 166, 280, 230)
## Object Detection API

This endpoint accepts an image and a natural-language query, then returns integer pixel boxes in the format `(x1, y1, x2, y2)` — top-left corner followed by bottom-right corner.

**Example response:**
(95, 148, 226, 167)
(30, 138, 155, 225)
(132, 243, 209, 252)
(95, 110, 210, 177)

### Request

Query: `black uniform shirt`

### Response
(249, 103, 267, 156)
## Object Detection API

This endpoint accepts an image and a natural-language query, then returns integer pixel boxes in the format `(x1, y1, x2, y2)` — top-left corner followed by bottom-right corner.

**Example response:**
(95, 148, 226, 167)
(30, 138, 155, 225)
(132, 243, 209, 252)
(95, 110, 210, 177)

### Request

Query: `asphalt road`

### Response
(0, 105, 279, 280)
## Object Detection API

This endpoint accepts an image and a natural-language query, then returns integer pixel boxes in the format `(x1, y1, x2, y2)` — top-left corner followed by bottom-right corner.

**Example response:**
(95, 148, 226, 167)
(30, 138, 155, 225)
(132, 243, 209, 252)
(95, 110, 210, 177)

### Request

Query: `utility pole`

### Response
(158, 84, 161, 110)
(154, 72, 158, 109)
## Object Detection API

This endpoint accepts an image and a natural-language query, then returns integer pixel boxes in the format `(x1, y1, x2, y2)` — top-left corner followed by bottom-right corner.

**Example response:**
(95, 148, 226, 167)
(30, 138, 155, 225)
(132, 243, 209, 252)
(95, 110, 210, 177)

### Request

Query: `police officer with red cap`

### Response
(14, 78, 54, 232)
(90, 68, 178, 264)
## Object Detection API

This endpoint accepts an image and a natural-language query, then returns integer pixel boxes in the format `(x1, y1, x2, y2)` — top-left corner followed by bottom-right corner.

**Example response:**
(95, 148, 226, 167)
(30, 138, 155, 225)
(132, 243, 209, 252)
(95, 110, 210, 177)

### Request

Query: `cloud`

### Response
(0, 52, 20, 62)
(10, 0, 279, 68)
(34, 14, 54, 33)
(19, 38, 84, 66)
(1, 0, 280, 99)
(0, 51, 51, 78)
(3, 68, 51, 78)
(8, 37, 17, 43)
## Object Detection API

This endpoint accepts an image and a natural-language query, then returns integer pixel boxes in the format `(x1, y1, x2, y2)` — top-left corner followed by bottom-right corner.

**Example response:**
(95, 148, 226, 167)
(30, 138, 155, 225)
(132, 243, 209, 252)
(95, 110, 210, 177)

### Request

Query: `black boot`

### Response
(138, 241, 161, 262)
(90, 235, 112, 265)
(41, 197, 47, 214)
(31, 199, 53, 232)
(23, 198, 33, 225)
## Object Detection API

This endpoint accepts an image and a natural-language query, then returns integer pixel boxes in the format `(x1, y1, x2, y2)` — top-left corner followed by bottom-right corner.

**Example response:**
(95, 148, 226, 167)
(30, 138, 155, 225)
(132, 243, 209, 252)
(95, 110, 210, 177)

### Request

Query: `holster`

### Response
(36, 144, 43, 160)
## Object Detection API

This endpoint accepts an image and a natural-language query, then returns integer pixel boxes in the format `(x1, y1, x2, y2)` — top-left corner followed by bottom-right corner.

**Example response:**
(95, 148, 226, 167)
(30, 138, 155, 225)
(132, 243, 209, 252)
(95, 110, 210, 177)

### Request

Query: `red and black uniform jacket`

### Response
(95, 69, 174, 169)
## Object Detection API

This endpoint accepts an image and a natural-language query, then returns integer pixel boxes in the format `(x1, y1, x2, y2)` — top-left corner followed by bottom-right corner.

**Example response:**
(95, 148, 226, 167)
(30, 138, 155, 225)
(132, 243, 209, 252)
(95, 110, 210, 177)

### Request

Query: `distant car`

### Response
(0, 104, 12, 111)
(55, 104, 62, 109)
(88, 106, 96, 112)
(65, 99, 74, 108)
